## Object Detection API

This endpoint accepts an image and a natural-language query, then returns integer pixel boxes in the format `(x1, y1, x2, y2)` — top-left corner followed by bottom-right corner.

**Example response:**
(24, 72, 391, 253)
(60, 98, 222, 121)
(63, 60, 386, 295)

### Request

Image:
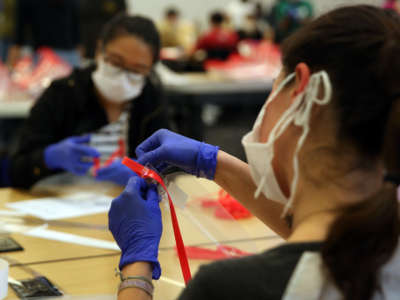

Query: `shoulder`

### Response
(34, 66, 94, 109)
(50, 65, 94, 91)
(135, 70, 164, 106)
(144, 70, 163, 94)
(178, 242, 322, 300)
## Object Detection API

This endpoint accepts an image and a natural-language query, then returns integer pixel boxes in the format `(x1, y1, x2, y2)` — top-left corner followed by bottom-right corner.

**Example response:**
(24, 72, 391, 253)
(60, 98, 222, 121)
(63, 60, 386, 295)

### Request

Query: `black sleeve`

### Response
(14, 0, 29, 45)
(71, 0, 81, 46)
(176, 265, 214, 300)
(176, 259, 262, 300)
(177, 244, 322, 300)
(9, 84, 67, 189)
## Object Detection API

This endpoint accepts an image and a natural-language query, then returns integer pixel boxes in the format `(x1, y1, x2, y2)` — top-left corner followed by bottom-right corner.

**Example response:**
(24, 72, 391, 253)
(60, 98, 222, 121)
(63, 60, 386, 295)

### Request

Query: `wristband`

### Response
(115, 269, 153, 286)
(118, 279, 154, 297)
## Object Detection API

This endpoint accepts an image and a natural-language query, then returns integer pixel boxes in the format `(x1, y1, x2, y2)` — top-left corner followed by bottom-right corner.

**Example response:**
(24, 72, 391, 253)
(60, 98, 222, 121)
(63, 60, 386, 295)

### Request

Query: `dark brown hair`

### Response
(281, 5, 400, 300)
(100, 14, 161, 63)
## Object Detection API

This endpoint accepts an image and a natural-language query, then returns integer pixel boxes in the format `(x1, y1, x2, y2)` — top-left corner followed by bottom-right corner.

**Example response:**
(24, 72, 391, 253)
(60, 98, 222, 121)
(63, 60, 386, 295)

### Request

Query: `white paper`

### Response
(0, 210, 26, 217)
(0, 259, 8, 299)
(23, 226, 120, 251)
(6, 193, 113, 220)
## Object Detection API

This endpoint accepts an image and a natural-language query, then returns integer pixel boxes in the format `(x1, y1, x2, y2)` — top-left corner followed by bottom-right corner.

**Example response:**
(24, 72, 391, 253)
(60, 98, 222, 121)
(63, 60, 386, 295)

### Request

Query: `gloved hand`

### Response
(109, 177, 162, 279)
(44, 135, 100, 175)
(135, 129, 219, 180)
(95, 160, 137, 186)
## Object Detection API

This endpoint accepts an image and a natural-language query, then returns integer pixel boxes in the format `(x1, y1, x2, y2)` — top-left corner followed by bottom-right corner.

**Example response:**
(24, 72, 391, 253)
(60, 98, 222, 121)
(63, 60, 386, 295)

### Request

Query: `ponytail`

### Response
(322, 99, 400, 300)
(279, 5, 400, 299)
(322, 184, 400, 300)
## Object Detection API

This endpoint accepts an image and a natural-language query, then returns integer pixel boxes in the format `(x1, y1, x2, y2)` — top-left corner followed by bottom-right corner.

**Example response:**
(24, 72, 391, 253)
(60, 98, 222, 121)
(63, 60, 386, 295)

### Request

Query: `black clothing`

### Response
(10, 65, 169, 189)
(178, 242, 322, 300)
(15, 0, 80, 49)
(237, 29, 263, 41)
(79, 0, 126, 58)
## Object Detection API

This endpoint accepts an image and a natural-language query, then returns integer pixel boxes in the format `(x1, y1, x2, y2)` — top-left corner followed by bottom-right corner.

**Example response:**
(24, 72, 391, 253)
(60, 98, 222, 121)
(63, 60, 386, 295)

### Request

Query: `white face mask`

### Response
(242, 71, 332, 216)
(92, 58, 146, 103)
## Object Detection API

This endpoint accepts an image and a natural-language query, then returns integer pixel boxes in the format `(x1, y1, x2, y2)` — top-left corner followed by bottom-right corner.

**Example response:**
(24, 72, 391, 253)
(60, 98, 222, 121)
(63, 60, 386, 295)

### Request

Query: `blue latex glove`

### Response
(135, 129, 219, 180)
(44, 135, 100, 175)
(109, 177, 162, 279)
(95, 160, 137, 186)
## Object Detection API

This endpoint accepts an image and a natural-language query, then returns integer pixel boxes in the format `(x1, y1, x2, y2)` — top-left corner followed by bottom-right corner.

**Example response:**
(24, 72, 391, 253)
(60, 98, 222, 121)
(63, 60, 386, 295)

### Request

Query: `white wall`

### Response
(313, 0, 382, 15)
(127, 0, 383, 27)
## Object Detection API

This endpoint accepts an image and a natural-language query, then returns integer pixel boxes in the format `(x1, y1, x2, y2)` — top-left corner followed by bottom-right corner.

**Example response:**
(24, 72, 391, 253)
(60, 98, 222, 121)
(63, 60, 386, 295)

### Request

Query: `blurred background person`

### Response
(269, 0, 313, 44)
(9, 15, 170, 189)
(193, 11, 239, 61)
(226, 0, 256, 30)
(79, 0, 126, 61)
(383, 0, 400, 13)
(254, 1, 275, 41)
(0, 0, 16, 62)
(8, 0, 82, 67)
(157, 7, 196, 54)
(237, 14, 264, 41)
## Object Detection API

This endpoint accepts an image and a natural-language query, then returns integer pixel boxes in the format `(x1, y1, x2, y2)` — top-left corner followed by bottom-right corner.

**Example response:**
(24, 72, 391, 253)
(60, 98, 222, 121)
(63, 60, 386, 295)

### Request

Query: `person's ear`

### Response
(292, 62, 311, 98)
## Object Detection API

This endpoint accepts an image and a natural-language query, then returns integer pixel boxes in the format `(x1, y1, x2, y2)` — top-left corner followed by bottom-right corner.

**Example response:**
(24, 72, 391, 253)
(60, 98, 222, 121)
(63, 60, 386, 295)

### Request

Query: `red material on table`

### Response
(201, 189, 252, 220)
(184, 245, 252, 260)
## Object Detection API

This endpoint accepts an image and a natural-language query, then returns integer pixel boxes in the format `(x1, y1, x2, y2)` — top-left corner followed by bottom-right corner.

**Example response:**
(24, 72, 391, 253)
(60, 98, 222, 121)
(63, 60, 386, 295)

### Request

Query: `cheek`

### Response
(259, 93, 292, 143)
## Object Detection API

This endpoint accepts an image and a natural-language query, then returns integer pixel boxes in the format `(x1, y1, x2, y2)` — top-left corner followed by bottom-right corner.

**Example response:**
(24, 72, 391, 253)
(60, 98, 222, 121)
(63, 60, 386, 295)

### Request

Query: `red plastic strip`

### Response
(200, 190, 252, 220)
(104, 139, 126, 168)
(185, 245, 252, 260)
(122, 157, 192, 284)
(93, 157, 100, 176)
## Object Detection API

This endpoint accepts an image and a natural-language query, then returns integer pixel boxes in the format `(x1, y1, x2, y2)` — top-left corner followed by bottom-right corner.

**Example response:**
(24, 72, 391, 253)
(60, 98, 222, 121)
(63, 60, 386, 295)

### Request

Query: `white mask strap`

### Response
(282, 71, 332, 216)
(252, 73, 296, 131)
(254, 71, 332, 217)
(254, 73, 296, 198)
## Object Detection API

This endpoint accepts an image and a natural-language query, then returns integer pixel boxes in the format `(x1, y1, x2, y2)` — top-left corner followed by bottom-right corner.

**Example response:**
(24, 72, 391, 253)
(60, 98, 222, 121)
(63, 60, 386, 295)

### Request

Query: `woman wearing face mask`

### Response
(109, 5, 400, 300)
(9, 14, 169, 189)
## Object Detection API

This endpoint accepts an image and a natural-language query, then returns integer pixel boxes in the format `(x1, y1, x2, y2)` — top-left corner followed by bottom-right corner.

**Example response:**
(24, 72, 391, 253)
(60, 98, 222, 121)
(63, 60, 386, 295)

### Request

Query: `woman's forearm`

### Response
(214, 151, 291, 238)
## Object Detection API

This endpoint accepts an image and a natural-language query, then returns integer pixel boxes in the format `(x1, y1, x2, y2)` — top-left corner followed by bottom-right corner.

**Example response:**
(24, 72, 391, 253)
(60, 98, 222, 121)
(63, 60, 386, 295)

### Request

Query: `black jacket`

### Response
(10, 65, 170, 189)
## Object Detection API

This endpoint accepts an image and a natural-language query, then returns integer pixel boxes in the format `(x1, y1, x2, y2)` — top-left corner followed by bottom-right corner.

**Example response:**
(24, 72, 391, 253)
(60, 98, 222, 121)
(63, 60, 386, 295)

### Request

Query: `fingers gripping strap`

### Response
(122, 157, 192, 284)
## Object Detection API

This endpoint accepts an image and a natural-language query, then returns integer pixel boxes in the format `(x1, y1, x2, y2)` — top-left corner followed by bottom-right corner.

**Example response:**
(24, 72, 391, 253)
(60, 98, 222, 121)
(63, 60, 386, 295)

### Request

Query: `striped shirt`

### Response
(89, 110, 128, 164)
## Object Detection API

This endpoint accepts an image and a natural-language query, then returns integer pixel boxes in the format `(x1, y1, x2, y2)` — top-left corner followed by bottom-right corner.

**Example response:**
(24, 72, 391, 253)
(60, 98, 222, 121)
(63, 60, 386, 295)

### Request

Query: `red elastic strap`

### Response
(93, 157, 101, 176)
(185, 245, 252, 260)
(103, 139, 126, 168)
(122, 157, 192, 284)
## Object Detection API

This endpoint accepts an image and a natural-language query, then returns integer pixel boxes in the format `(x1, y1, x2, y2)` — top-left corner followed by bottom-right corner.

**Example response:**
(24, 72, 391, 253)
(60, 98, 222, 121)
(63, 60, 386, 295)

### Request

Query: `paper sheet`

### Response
(23, 226, 120, 251)
(0, 210, 26, 217)
(0, 259, 8, 299)
(6, 193, 113, 220)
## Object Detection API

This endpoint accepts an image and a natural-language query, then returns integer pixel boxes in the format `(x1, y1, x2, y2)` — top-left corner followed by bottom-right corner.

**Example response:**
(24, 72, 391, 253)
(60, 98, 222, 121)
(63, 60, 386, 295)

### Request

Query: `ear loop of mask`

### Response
(252, 73, 296, 132)
(254, 72, 296, 198)
(255, 71, 332, 217)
